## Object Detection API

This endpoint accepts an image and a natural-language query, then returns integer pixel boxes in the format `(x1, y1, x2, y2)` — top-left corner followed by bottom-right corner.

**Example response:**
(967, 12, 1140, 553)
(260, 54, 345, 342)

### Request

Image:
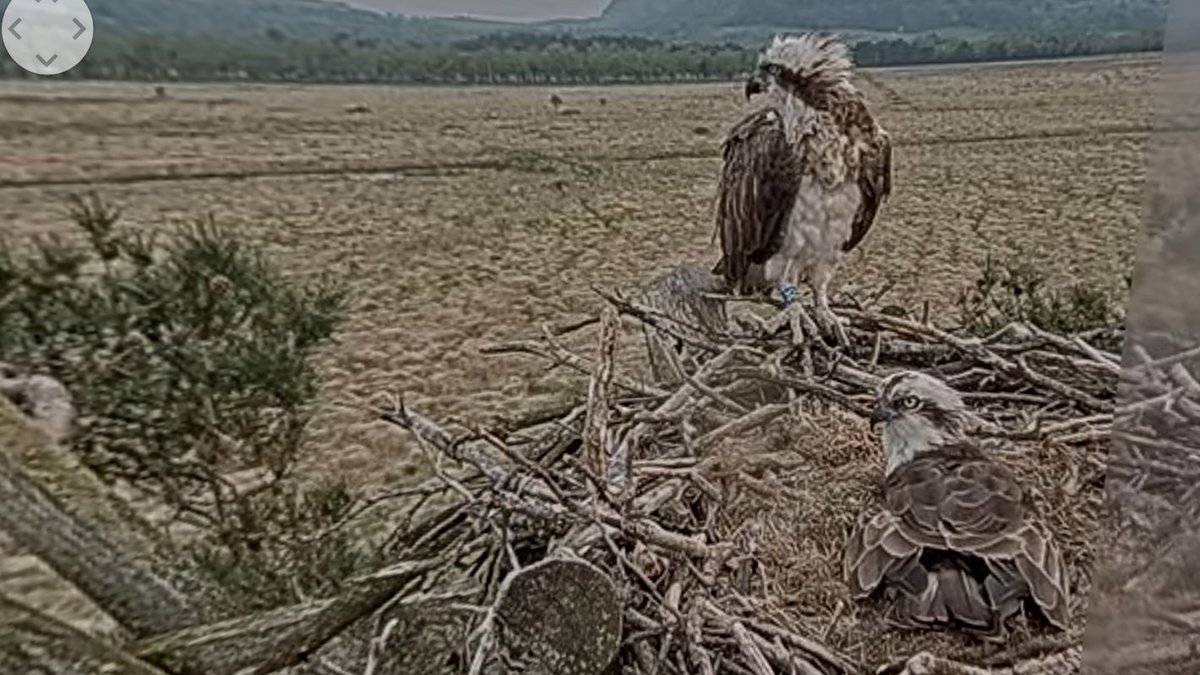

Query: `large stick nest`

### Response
(371, 264, 1126, 675)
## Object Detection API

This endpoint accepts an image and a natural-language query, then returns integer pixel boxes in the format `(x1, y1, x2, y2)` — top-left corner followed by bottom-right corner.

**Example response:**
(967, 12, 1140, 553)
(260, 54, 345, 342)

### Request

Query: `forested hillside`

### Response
(0, 0, 1166, 84)
(591, 0, 1167, 35)
(88, 0, 1168, 42)
(3, 28, 1159, 84)
(87, 0, 507, 42)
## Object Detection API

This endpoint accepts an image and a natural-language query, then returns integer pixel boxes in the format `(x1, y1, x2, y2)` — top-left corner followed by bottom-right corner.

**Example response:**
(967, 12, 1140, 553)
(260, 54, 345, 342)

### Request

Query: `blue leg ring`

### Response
(779, 282, 798, 306)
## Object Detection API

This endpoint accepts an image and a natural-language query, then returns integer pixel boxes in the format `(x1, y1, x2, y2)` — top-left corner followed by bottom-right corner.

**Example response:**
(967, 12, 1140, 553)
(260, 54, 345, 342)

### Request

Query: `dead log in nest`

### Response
(490, 557, 622, 675)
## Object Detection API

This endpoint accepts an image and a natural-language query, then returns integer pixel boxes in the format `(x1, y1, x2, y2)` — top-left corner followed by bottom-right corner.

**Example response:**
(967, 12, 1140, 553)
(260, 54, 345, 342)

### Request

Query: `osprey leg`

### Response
(811, 271, 850, 348)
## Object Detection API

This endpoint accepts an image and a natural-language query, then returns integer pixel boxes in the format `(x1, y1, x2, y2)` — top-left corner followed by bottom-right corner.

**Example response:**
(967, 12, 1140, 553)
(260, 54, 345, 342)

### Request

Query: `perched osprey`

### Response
(843, 371, 1070, 641)
(712, 33, 892, 346)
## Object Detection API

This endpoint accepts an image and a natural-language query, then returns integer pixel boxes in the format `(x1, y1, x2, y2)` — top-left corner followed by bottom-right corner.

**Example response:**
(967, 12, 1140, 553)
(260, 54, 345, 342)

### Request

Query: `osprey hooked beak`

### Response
(744, 75, 765, 101)
(869, 400, 895, 429)
(745, 62, 785, 101)
(744, 65, 772, 101)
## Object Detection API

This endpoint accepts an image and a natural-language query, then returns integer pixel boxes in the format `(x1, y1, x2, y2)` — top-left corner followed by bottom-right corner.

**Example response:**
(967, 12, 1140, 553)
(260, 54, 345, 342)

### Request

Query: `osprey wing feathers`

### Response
(712, 107, 802, 294)
(843, 445, 1070, 637)
(844, 124, 893, 253)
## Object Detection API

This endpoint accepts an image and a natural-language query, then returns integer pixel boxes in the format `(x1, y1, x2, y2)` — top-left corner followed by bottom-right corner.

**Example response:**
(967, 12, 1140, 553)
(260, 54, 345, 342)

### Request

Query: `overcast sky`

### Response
(340, 0, 611, 22)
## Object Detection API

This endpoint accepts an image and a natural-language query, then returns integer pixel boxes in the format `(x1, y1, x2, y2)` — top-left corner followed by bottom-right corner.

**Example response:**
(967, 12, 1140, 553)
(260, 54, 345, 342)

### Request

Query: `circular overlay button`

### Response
(3, 0, 94, 76)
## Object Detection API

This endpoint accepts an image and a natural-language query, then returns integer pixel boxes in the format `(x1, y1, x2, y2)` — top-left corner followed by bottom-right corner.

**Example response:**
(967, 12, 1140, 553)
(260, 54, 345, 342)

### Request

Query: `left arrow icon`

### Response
(7, 18, 22, 40)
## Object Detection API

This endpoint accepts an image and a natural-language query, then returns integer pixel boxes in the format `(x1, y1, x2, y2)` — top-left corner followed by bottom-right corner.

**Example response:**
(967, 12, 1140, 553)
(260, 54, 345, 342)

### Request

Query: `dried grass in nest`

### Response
(708, 403, 1104, 672)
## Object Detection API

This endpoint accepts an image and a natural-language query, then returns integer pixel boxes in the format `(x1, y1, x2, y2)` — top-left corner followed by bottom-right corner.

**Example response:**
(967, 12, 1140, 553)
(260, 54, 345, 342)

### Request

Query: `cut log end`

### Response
(494, 557, 622, 675)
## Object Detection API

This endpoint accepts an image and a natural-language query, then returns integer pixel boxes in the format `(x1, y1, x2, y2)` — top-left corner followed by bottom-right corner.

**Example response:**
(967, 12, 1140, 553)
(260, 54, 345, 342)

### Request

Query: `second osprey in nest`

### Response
(844, 371, 1071, 641)
(712, 33, 892, 346)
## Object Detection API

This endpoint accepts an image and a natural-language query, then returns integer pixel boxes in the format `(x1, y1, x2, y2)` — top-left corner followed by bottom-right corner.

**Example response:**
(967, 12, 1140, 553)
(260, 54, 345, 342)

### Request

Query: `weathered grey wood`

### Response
(632, 265, 728, 385)
(0, 368, 76, 448)
(493, 557, 622, 675)
(0, 398, 203, 637)
(0, 593, 168, 675)
(898, 648, 1081, 675)
(133, 558, 440, 675)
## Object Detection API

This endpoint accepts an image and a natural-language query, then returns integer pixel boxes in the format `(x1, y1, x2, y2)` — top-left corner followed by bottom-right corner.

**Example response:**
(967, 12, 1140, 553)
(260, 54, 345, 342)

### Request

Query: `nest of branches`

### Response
(368, 264, 1124, 675)
(1081, 333, 1200, 675)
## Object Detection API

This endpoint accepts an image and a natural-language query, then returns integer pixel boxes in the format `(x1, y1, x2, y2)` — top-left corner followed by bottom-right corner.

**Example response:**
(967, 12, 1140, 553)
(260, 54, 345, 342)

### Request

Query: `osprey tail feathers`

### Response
(891, 560, 1002, 639)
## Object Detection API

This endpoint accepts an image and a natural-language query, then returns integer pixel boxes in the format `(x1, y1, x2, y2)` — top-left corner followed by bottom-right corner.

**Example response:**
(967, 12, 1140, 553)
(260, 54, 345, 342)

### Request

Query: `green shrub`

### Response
(0, 193, 371, 607)
(184, 478, 370, 611)
(955, 254, 1124, 346)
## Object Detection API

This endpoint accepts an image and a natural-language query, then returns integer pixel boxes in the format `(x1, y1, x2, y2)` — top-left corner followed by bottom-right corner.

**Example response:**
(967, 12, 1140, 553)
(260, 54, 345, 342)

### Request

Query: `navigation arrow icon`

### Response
(7, 18, 21, 40)
(72, 17, 86, 40)
(36, 53, 58, 67)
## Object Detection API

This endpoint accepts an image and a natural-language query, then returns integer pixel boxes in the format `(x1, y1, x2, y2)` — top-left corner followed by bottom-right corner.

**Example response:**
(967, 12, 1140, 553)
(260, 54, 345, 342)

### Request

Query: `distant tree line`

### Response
(595, 0, 1167, 37)
(853, 29, 1163, 67)
(0, 29, 1162, 85)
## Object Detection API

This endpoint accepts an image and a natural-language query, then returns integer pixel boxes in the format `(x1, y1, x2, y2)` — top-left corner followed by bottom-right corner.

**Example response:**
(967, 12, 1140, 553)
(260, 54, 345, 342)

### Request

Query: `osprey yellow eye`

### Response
(899, 396, 921, 410)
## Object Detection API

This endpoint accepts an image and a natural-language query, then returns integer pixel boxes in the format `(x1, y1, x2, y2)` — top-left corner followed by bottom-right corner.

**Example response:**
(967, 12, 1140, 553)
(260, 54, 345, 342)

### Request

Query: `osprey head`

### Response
(745, 32, 854, 102)
(871, 371, 976, 473)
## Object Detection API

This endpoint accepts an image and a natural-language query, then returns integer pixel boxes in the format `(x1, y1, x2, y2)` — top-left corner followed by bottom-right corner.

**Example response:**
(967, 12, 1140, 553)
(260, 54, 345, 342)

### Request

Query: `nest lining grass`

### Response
(707, 400, 1103, 671)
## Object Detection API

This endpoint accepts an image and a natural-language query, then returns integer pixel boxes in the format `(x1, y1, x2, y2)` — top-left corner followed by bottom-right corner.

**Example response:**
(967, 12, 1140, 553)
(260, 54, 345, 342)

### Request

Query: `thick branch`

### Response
(0, 593, 168, 675)
(0, 399, 204, 637)
(133, 558, 440, 675)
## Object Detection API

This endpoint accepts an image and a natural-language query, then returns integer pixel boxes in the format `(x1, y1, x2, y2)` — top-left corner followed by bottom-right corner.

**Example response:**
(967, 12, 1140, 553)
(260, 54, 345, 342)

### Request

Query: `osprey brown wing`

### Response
(843, 126, 892, 253)
(844, 446, 1071, 634)
(712, 107, 801, 293)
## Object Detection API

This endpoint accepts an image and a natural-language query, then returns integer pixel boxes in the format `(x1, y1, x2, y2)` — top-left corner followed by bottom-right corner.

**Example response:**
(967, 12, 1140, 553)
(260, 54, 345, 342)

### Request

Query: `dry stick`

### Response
(742, 617, 859, 674)
(594, 286, 724, 356)
(699, 598, 857, 674)
(694, 404, 791, 455)
(748, 630, 826, 675)
(898, 647, 1081, 675)
(611, 348, 744, 482)
(685, 599, 717, 675)
(481, 335, 669, 398)
(547, 314, 602, 337)
(822, 601, 846, 642)
(686, 371, 751, 415)
(1127, 342, 1200, 374)
(844, 330, 955, 361)
(1014, 356, 1111, 412)
(1020, 348, 1121, 378)
(732, 622, 778, 675)
(385, 403, 715, 563)
(377, 396, 508, 484)
(498, 399, 585, 433)
(731, 369, 873, 418)
(843, 309, 1110, 412)
(1074, 336, 1123, 370)
(361, 617, 400, 675)
(584, 306, 620, 478)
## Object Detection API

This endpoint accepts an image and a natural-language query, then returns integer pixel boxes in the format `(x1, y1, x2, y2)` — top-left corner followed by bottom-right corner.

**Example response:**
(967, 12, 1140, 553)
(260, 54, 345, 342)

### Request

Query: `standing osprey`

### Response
(713, 33, 892, 346)
(843, 371, 1070, 641)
